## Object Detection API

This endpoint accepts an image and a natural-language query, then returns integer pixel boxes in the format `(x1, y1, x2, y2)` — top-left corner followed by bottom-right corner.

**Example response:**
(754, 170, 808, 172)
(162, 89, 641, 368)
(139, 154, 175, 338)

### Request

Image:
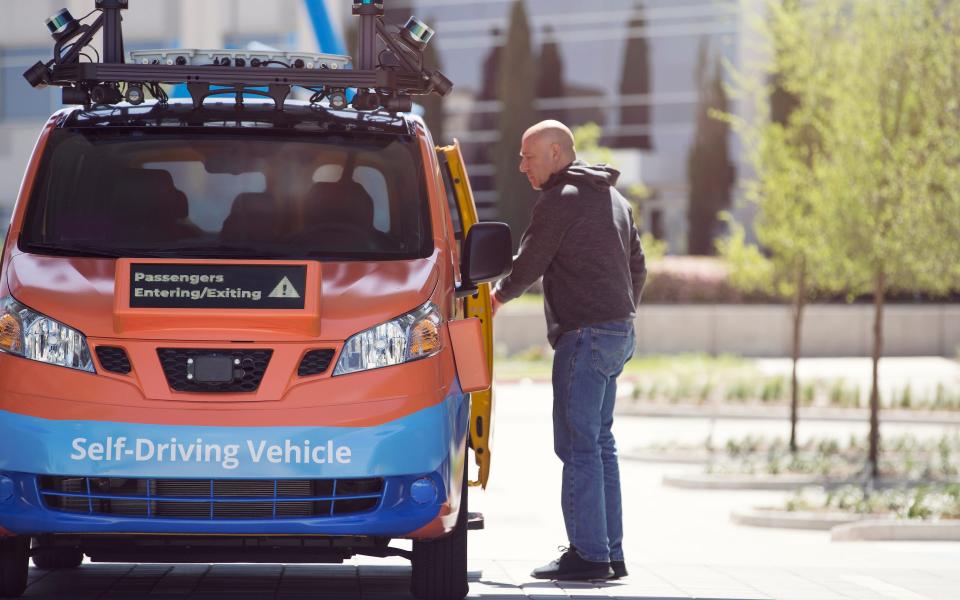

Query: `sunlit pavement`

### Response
(21, 380, 960, 599)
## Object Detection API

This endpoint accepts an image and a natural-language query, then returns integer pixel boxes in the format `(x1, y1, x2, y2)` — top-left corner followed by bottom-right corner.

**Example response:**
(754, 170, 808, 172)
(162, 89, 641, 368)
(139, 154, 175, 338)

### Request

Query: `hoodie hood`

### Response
(542, 160, 621, 192)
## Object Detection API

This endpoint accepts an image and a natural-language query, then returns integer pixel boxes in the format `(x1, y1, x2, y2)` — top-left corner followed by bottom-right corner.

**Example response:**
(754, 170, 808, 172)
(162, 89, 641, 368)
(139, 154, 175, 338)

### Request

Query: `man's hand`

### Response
(491, 294, 503, 316)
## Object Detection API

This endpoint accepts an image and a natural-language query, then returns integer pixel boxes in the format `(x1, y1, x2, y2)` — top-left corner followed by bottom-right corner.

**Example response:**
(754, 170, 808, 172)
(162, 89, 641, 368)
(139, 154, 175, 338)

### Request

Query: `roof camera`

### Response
(125, 83, 144, 105)
(328, 90, 349, 110)
(23, 61, 52, 88)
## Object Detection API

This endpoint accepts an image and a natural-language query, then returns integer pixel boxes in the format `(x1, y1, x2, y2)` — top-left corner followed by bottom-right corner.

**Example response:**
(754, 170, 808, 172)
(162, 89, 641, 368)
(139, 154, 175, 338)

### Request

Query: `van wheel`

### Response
(31, 540, 83, 570)
(410, 469, 468, 600)
(0, 537, 28, 598)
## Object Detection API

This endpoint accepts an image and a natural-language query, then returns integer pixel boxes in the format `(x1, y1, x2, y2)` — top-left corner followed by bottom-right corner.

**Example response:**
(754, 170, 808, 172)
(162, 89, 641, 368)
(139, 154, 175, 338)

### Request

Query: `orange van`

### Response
(0, 3, 510, 599)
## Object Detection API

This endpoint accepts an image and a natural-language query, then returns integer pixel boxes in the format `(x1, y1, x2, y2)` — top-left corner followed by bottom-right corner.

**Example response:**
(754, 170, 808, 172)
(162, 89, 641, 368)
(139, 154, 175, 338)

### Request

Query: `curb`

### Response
(621, 450, 710, 465)
(663, 473, 959, 492)
(615, 402, 960, 424)
(831, 519, 960, 541)
(662, 473, 848, 491)
(731, 509, 864, 531)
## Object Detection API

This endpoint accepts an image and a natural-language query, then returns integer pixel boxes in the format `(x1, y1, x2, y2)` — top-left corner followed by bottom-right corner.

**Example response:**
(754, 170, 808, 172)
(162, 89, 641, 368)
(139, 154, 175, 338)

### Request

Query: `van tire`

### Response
(30, 540, 83, 570)
(410, 469, 468, 600)
(0, 537, 29, 598)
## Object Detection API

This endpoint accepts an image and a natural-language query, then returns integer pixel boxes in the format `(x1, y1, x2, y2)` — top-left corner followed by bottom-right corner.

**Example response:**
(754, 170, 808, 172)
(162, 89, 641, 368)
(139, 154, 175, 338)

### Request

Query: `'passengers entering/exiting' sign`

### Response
(129, 264, 307, 309)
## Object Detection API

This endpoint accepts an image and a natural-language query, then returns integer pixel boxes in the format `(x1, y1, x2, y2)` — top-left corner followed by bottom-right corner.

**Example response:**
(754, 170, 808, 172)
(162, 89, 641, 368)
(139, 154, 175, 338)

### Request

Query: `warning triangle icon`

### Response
(268, 276, 301, 299)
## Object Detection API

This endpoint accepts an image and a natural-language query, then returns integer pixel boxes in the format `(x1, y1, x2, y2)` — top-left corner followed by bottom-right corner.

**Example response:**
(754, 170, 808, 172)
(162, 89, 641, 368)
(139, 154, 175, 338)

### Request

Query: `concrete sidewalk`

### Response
(20, 560, 960, 599)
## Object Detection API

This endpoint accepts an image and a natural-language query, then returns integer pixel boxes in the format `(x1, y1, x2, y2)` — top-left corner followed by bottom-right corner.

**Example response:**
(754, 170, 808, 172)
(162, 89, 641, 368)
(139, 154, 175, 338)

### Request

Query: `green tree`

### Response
(718, 0, 844, 454)
(687, 41, 736, 255)
(727, 0, 960, 476)
(810, 0, 960, 477)
(496, 0, 539, 251)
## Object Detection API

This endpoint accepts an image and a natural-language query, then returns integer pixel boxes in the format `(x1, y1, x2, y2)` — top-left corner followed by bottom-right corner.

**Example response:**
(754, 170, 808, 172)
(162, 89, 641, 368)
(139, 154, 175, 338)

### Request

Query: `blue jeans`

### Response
(552, 319, 635, 564)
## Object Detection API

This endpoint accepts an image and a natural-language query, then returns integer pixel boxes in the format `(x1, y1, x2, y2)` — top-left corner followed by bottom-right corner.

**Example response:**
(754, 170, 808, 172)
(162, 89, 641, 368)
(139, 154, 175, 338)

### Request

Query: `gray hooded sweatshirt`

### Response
(494, 160, 647, 347)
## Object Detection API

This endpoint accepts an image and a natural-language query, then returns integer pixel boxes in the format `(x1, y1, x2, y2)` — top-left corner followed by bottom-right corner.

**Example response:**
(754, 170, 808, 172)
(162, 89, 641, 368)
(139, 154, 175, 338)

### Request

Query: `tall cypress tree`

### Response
(770, 1, 800, 127)
(536, 25, 566, 123)
(686, 41, 735, 255)
(615, 0, 653, 149)
(496, 0, 539, 250)
(419, 22, 445, 145)
(466, 28, 502, 168)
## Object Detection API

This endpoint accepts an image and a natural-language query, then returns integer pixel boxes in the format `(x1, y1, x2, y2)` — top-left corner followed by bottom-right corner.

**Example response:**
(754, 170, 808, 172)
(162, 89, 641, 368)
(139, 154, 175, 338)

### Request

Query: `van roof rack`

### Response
(23, 0, 452, 113)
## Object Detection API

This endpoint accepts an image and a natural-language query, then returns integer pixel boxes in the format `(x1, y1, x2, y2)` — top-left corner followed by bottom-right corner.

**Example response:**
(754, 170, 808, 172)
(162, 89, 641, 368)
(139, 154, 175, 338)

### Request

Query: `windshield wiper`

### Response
(24, 242, 130, 258)
(141, 245, 279, 257)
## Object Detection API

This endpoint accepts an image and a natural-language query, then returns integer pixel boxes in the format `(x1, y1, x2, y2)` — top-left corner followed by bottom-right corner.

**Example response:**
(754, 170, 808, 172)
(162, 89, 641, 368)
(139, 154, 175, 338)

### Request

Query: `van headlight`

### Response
(333, 302, 442, 376)
(0, 296, 94, 372)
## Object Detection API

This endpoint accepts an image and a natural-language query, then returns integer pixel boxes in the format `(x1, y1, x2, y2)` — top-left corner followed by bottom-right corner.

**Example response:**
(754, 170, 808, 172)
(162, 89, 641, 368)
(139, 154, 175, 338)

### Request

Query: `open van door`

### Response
(438, 141, 495, 489)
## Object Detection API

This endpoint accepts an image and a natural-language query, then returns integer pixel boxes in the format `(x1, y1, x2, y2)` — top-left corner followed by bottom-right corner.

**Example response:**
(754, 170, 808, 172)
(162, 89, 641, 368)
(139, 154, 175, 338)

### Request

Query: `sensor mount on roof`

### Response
(22, 0, 452, 113)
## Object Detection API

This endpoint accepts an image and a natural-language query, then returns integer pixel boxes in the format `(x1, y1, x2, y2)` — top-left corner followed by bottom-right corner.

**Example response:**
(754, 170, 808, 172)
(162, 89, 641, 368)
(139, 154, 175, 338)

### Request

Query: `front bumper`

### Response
(0, 469, 448, 538)
(0, 390, 469, 538)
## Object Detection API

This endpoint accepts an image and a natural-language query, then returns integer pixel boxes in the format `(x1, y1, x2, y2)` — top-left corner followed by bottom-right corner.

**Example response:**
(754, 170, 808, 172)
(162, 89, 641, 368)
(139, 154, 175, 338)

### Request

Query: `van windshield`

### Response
(21, 128, 432, 260)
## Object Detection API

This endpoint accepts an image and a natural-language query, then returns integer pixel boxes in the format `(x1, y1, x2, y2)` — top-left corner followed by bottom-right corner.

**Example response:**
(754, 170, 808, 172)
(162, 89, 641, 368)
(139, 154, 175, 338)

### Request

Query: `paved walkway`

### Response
(18, 380, 960, 599)
(22, 561, 960, 599)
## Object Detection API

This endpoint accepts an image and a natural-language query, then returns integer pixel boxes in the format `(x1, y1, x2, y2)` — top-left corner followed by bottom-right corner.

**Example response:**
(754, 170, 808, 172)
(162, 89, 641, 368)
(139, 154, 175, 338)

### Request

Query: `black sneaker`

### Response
(530, 547, 613, 581)
(610, 560, 628, 579)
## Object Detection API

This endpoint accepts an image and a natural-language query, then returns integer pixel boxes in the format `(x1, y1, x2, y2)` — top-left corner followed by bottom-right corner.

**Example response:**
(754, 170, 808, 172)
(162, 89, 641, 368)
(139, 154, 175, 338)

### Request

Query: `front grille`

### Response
(157, 349, 272, 392)
(297, 349, 336, 376)
(95, 346, 131, 374)
(38, 476, 383, 520)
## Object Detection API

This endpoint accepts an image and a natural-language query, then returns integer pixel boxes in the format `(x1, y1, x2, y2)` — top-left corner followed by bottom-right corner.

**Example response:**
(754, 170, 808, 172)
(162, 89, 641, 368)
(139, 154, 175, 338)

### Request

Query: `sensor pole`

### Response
(352, 1, 384, 71)
(95, 0, 128, 63)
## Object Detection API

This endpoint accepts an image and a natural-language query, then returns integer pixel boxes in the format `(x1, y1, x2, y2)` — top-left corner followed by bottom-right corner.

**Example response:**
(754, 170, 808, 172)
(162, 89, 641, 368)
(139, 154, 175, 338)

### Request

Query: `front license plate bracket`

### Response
(186, 354, 237, 383)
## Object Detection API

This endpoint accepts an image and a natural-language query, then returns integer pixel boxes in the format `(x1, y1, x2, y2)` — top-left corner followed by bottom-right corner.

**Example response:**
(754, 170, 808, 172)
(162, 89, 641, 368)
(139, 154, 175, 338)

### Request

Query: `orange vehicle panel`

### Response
(448, 318, 490, 393)
(0, 341, 460, 427)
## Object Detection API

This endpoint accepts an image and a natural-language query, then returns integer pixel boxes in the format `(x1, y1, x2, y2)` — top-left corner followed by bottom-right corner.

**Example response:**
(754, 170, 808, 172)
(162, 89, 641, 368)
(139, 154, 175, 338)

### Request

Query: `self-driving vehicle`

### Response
(0, 2, 509, 599)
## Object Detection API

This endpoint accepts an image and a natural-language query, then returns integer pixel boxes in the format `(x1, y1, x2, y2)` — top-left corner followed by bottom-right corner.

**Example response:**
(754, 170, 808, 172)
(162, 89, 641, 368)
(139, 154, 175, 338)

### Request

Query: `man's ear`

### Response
(551, 143, 562, 162)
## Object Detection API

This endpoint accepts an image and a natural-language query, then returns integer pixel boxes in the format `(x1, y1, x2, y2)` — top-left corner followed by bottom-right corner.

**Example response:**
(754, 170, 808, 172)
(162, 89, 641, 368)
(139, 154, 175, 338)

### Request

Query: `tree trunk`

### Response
(868, 269, 885, 480)
(790, 258, 807, 454)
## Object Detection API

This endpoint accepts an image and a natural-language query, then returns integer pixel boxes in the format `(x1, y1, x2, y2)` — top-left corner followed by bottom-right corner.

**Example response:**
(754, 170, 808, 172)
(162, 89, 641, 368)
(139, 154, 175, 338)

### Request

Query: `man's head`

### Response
(519, 120, 576, 190)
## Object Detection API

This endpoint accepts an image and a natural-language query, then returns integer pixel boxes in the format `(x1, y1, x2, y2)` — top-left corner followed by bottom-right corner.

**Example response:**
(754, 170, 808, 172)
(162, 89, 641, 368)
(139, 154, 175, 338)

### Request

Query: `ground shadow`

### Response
(22, 564, 770, 599)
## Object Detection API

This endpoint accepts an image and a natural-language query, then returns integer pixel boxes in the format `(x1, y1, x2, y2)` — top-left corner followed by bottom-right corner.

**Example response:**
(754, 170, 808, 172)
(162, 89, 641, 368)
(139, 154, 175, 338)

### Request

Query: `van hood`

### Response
(5, 252, 439, 341)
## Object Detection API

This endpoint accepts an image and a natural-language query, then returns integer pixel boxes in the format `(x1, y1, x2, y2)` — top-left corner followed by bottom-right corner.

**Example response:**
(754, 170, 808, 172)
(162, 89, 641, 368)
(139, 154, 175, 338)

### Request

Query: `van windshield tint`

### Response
(21, 128, 432, 260)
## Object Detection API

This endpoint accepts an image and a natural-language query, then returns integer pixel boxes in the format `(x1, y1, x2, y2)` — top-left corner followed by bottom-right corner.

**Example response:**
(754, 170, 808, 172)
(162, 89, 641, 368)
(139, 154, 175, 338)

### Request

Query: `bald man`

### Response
(493, 120, 646, 581)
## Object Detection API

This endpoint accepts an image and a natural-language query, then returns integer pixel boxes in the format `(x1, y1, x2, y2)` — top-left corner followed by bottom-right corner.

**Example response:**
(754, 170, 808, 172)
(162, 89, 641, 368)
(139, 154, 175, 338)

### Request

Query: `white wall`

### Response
(494, 304, 960, 358)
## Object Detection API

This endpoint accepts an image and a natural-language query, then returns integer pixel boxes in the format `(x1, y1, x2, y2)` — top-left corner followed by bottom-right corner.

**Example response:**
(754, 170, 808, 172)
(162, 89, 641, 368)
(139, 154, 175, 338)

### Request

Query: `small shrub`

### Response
(761, 377, 786, 404)
(816, 438, 840, 457)
(698, 382, 713, 404)
(647, 382, 660, 401)
(900, 384, 913, 409)
(801, 382, 816, 406)
(726, 380, 753, 402)
(847, 384, 861, 409)
(828, 380, 846, 407)
(935, 383, 949, 409)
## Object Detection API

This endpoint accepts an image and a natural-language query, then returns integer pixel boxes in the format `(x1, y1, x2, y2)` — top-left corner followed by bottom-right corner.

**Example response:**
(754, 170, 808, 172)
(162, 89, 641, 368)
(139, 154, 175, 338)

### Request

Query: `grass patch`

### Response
(785, 484, 960, 520)
(695, 433, 960, 480)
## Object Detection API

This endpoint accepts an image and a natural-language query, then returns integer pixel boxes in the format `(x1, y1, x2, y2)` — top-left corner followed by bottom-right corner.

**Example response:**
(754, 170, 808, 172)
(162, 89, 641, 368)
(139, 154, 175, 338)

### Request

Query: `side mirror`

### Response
(456, 222, 513, 298)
